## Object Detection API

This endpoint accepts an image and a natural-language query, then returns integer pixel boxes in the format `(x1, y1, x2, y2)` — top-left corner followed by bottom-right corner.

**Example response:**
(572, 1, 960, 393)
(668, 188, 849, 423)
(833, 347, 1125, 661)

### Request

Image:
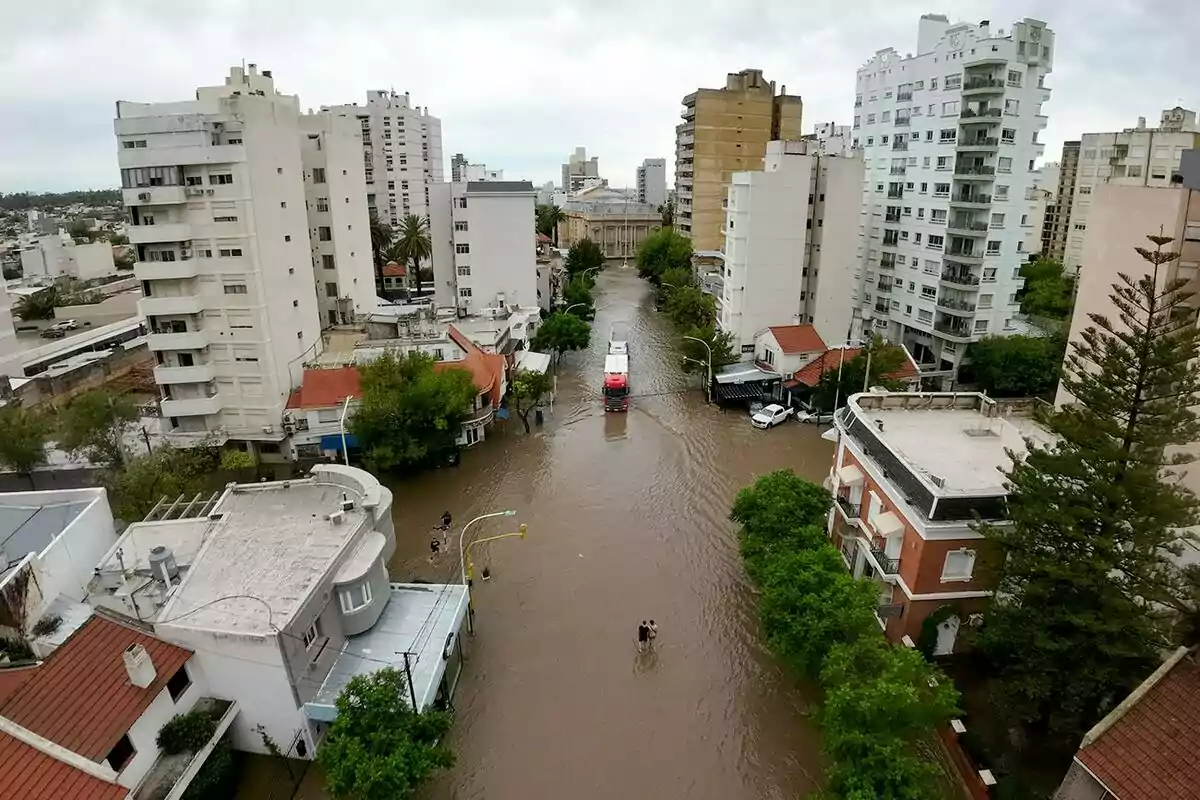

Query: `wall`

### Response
(428, 182, 455, 307)
(461, 188, 537, 311)
(0, 281, 19, 378)
(810, 155, 864, 345)
(117, 662, 204, 788)
(54, 292, 141, 327)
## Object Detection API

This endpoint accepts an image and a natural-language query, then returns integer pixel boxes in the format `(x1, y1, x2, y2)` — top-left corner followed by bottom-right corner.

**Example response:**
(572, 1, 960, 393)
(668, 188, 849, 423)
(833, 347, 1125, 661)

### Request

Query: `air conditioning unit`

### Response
(282, 422, 296, 434)
(205, 189, 215, 196)
(138, 192, 151, 202)
(261, 425, 274, 434)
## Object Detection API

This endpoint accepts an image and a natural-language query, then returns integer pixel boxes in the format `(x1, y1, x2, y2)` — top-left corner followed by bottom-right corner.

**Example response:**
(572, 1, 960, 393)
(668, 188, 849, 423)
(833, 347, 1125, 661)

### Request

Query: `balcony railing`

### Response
(963, 76, 1004, 91)
(934, 322, 973, 339)
(897, 91, 913, 101)
(880, 255, 897, 269)
(890, 166, 907, 175)
(941, 273, 981, 287)
(883, 236, 900, 247)
(955, 165, 996, 176)
(870, 548, 901, 574)
(961, 107, 1003, 120)
(877, 282, 892, 293)
(887, 189, 904, 199)
(937, 298, 977, 313)
(892, 141, 908, 151)
(959, 137, 1000, 148)
(885, 213, 901, 223)
(951, 193, 992, 206)
(836, 496, 861, 520)
(946, 220, 989, 235)
(895, 117, 911, 127)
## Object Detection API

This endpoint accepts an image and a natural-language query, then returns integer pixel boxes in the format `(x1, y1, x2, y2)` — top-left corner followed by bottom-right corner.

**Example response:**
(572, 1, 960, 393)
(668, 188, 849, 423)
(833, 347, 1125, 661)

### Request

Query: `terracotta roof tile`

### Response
(791, 345, 920, 388)
(767, 325, 827, 355)
(382, 262, 406, 278)
(0, 664, 37, 705)
(286, 367, 362, 410)
(438, 327, 502, 406)
(0, 733, 127, 800)
(1076, 654, 1200, 800)
(0, 615, 192, 761)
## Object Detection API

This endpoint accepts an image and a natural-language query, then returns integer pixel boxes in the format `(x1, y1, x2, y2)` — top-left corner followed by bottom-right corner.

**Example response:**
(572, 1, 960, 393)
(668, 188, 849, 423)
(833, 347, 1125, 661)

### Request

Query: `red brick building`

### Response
(827, 391, 1054, 653)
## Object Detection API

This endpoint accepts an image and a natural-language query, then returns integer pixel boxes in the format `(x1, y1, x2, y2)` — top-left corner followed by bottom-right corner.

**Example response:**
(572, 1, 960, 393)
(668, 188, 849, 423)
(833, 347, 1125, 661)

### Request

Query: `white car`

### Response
(750, 404, 794, 429)
(796, 409, 835, 424)
(50, 319, 79, 331)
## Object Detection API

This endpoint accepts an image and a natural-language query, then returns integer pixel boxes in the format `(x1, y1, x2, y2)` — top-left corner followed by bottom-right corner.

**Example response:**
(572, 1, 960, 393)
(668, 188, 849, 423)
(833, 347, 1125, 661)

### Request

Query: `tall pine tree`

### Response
(979, 233, 1200, 753)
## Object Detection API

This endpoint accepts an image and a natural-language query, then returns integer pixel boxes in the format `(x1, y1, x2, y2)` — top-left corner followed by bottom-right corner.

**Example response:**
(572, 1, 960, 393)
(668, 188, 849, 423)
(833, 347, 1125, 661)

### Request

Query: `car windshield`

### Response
(603, 386, 628, 398)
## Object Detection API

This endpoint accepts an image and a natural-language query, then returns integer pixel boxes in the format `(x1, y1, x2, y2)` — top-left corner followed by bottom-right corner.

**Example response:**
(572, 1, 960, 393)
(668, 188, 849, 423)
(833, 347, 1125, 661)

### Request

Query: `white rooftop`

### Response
(855, 401, 1054, 495)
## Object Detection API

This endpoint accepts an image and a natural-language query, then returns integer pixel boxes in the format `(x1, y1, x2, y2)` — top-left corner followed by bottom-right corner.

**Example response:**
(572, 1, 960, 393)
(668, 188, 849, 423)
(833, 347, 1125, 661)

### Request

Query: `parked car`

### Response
(750, 404, 795, 429)
(39, 327, 66, 339)
(796, 409, 835, 424)
(50, 319, 79, 331)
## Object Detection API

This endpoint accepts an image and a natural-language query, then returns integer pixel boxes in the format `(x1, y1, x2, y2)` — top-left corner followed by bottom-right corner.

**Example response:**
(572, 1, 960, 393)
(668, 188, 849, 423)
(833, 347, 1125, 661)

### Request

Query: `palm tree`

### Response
(536, 204, 565, 246)
(393, 214, 432, 292)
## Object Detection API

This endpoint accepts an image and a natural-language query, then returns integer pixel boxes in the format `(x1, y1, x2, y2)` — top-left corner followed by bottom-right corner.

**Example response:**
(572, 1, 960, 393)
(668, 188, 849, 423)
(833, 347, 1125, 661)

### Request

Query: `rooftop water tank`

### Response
(149, 545, 179, 582)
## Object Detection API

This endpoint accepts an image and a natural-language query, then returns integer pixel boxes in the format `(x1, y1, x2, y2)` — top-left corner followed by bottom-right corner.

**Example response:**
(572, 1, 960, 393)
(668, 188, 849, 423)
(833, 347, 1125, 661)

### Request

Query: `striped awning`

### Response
(874, 511, 905, 538)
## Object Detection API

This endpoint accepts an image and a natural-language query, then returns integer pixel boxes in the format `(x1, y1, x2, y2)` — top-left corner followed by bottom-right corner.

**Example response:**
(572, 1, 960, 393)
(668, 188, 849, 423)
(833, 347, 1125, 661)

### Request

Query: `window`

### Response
(185, 176, 203, 186)
(106, 734, 136, 772)
(1007, 69, 1022, 86)
(923, 259, 939, 275)
(930, 209, 946, 223)
(122, 140, 147, 149)
(927, 104, 936, 116)
(882, 111, 891, 122)
(921, 284, 936, 299)
(986, 240, 1001, 254)
(223, 284, 248, 294)
(457, 265, 471, 277)
(933, 183, 950, 197)
(923, 156, 931, 167)
(218, 248, 243, 257)
(866, 137, 874, 146)
(995, 185, 1009, 200)
(998, 157, 1013, 173)
(1001, 128, 1016, 143)
(918, 309, 933, 323)
(905, 305, 913, 314)
(302, 620, 322, 649)
(930, 77, 938, 90)
(455, 243, 470, 254)
(939, 129, 956, 143)
(198, 248, 212, 258)
(456, 197, 468, 209)
(991, 213, 1005, 227)
(1185, 224, 1200, 242)
(983, 267, 998, 282)
(340, 582, 373, 613)
(916, 208, 925, 219)
(318, 227, 332, 241)
(1127, 164, 1143, 178)
(1078, 185, 1092, 195)
(1151, 170, 1168, 180)
(882, 135, 890, 144)
(944, 74, 961, 90)
(902, 206, 912, 216)
(867, 113, 876, 124)
(322, 254, 335, 270)
(166, 665, 191, 702)
(1004, 99, 1019, 115)
(316, 198, 329, 212)
(459, 288, 472, 298)
(936, 156, 951, 170)
(925, 130, 934, 141)
(312, 168, 326, 183)
(210, 174, 234, 185)
(454, 220, 469, 232)
(915, 80, 924, 90)
(979, 294, 994, 309)
(973, 320, 989, 333)
(325, 282, 338, 298)
(928, 234, 944, 249)
(918, 182, 926, 192)
(941, 101, 959, 116)
(213, 215, 238, 223)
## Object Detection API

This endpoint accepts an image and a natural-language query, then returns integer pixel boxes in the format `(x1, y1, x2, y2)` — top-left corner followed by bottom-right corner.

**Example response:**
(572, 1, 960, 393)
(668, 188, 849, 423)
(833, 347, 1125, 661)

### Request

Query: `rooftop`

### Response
(466, 180, 534, 194)
(0, 489, 102, 584)
(286, 366, 361, 410)
(0, 613, 192, 761)
(767, 325, 826, 355)
(790, 344, 920, 388)
(0, 732, 127, 800)
(1075, 648, 1200, 800)
(305, 583, 469, 719)
(846, 393, 1055, 497)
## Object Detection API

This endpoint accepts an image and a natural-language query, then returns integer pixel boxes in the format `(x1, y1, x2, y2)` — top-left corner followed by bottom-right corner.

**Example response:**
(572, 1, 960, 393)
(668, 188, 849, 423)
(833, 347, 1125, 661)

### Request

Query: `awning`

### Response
(874, 510, 905, 538)
(715, 381, 768, 402)
(836, 464, 864, 486)
(320, 433, 358, 450)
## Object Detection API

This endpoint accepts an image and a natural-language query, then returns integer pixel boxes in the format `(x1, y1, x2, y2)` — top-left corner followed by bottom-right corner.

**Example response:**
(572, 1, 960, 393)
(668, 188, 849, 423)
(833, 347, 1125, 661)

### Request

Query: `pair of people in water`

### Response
(636, 620, 658, 652)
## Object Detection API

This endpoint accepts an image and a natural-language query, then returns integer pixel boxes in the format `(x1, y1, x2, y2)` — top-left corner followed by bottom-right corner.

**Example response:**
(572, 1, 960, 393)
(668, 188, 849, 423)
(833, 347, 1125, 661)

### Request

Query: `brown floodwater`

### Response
(382, 268, 834, 800)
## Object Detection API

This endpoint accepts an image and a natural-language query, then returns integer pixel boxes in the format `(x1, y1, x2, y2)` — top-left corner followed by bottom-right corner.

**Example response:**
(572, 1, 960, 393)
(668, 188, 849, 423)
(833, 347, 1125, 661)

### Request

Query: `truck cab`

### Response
(603, 353, 630, 411)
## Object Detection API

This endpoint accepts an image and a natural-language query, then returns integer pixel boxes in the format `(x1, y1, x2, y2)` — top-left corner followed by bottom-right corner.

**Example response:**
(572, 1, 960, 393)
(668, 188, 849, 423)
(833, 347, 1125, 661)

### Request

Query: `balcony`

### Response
(870, 547, 901, 574)
(154, 363, 216, 385)
(936, 298, 977, 316)
(954, 165, 996, 179)
(958, 137, 1000, 151)
(949, 193, 992, 209)
(897, 91, 913, 102)
(962, 76, 1004, 95)
(885, 214, 901, 224)
(960, 107, 1002, 121)
(882, 236, 900, 248)
(161, 393, 223, 418)
(887, 189, 904, 200)
(123, 186, 187, 206)
(894, 116, 911, 127)
(892, 140, 908, 151)
(874, 302, 890, 314)
(118, 143, 245, 169)
(890, 166, 907, 175)
(945, 220, 989, 237)
(148, 330, 210, 351)
(946, 248, 984, 265)
(877, 282, 892, 293)
(134, 260, 198, 281)
(933, 322, 974, 342)
(140, 295, 204, 316)
(940, 272, 981, 288)
(879, 255, 897, 270)
(835, 496, 862, 522)
(128, 222, 193, 245)
(131, 698, 239, 800)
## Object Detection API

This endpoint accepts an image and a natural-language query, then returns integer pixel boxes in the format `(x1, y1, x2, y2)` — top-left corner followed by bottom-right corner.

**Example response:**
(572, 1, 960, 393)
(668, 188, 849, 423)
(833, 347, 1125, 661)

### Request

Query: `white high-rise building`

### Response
(1062, 108, 1200, 270)
(807, 122, 856, 157)
(429, 181, 537, 314)
(719, 140, 865, 355)
(636, 158, 668, 207)
(324, 91, 444, 227)
(853, 16, 1054, 376)
(117, 65, 323, 454)
(299, 112, 377, 327)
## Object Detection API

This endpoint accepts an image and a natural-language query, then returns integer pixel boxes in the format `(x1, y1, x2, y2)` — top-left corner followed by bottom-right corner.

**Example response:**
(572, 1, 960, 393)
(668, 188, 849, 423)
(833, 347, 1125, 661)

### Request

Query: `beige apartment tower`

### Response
(675, 69, 803, 252)
(1042, 140, 1079, 262)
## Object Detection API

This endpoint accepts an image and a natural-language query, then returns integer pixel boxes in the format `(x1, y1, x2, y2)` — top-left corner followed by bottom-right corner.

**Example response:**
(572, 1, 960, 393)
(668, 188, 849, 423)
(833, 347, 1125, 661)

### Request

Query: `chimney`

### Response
(123, 644, 157, 689)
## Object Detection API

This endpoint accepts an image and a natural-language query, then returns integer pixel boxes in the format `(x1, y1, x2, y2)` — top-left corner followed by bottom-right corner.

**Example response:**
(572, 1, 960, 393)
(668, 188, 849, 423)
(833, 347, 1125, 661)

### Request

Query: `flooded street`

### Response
(388, 268, 834, 799)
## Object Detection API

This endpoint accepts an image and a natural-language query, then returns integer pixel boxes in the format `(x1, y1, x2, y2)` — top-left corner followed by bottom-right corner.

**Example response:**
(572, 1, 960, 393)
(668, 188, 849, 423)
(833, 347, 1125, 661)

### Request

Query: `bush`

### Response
(182, 740, 240, 800)
(31, 615, 63, 638)
(157, 710, 218, 755)
(0, 637, 34, 662)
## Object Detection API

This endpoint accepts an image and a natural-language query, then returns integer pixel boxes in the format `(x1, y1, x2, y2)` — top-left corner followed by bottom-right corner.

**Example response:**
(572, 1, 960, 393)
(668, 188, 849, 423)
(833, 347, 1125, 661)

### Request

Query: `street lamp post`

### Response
(458, 509, 518, 634)
(338, 395, 353, 466)
(681, 334, 713, 404)
(564, 302, 589, 316)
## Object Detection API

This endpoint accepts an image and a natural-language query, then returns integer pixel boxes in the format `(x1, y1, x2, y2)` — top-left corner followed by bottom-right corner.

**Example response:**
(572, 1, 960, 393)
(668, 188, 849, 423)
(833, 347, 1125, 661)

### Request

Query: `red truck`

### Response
(603, 353, 630, 411)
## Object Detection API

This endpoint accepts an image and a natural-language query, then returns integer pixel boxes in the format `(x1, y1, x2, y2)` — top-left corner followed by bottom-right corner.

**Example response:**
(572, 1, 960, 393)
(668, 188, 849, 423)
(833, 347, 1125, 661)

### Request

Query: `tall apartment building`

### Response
(719, 140, 864, 355)
(675, 69, 803, 253)
(562, 147, 600, 193)
(1041, 141, 1079, 262)
(299, 112, 376, 327)
(1062, 108, 1200, 270)
(0, 282, 18, 379)
(429, 181, 538, 314)
(829, 390, 1054, 653)
(854, 16, 1054, 376)
(807, 122, 856, 156)
(450, 153, 467, 182)
(118, 65, 324, 453)
(636, 158, 667, 207)
(323, 91, 444, 227)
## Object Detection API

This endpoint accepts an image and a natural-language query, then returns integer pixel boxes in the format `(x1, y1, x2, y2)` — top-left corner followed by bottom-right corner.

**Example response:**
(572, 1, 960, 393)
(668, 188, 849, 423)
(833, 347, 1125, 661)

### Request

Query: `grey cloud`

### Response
(2, 0, 1197, 191)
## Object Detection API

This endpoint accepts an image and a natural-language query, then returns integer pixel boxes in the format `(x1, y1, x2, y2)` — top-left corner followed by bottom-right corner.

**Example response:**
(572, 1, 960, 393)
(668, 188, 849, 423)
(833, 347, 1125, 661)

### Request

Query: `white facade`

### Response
(463, 164, 504, 182)
(20, 235, 116, 281)
(118, 65, 323, 450)
(719, 140, 865, 355)
(808, 122, 856, 157)
(430, 181, 538, 314)
(299, 112, 376, 327)
(1062, 108, 1200, 270)
(0, 281, 18, 378)
(636, 158, 668, 207)
(854, 16, 1054, 373)
(323, 91, 444, 227)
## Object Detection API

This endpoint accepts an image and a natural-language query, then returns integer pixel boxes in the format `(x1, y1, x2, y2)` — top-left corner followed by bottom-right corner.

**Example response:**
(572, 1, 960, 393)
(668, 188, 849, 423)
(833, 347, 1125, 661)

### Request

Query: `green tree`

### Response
(349, 351, 478, 473)
(967, 331, 1066, 398)
(979, 234, 1200, 753)
(104, 446, 217, 522)
(109, 232, 129, 245)
(56, 388, 139, 468)
(508, 369, 553, 433)
(113, 250, 135, 270)
(67, 219, 92, 241)
(535, 204, 564, 245)
(678, 325, 736, 375)
(531, 312, 590, 358)
(665, 286, 715, 329)
(810, 337, 908, 412)
(565, 238, 605, 279)
(393, 214, 433, 289)
(13, 288, 57, 321)
(656, 265, 693, 305)
(317, 667, 454, 800)
(219, 448, 257, 472)
(729, 469, 831, 548)
(636, 228, 692, 283)
(1019, 259, 1075, 320)
(369, 212, 393, 267)
(658, 199, 674, 227)
(561, 276, 594, 315)
(0, 405, 51, 486)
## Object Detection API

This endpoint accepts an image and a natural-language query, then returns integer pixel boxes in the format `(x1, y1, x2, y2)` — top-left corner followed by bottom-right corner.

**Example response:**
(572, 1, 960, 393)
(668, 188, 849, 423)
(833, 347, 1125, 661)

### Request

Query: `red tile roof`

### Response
(536, 232, 552, 244)
(0, 664, 37, 705)
(1076, 651, 1200, 800)
(286, 366, 362, 410)
(0, 614, 192, 761)
(382, 261, 406, 278)
(767, 325, 827, 354)
(789, 345, 920, 388)
(0, 733, 127, 800)
(440, 327, 504, 406)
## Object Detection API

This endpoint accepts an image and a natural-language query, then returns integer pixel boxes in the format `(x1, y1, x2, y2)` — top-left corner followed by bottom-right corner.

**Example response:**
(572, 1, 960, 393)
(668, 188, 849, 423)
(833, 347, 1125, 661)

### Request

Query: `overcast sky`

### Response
(2, 0, 1196, 193)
